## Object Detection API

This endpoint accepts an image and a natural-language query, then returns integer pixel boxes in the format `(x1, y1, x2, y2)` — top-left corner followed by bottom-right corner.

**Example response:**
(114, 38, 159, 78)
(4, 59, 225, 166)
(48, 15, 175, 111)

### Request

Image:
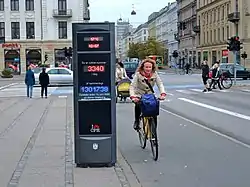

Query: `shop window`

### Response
(26, 49, 41, 69)
(4, 49, 21, 74)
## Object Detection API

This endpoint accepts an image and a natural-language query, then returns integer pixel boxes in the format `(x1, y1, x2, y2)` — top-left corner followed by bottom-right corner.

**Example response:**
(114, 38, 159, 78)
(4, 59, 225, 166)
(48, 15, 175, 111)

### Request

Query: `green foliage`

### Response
(127, 38, 166, 59)
(1, 68, 13, 78)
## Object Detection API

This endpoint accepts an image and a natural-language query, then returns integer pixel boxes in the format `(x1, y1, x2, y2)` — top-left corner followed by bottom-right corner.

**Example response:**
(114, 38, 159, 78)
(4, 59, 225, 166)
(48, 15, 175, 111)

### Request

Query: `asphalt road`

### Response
(117, 94, 250, 186)
(1, 75, 250, 186)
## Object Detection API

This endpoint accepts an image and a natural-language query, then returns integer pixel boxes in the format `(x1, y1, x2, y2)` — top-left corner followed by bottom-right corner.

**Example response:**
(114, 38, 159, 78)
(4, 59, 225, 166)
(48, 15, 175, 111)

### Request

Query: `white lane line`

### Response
(178, 97, 250, 121)
(160, 107, 250, 149)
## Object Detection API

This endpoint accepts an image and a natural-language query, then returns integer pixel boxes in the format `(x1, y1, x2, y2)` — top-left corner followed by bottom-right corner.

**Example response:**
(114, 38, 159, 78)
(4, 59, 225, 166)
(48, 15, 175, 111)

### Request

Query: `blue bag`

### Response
(140, 78, 159, 117)
(140, 94, 159, 117)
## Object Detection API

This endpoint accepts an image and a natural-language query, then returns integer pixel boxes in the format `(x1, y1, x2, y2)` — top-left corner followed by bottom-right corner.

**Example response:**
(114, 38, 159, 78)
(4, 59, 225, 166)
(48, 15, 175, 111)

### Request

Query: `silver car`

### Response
(34, 67, 73, 85)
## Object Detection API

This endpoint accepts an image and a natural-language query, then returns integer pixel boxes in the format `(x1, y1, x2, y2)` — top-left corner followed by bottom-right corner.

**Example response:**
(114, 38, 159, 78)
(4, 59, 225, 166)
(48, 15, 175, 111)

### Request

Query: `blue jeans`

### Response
(27, 85, 33, 98)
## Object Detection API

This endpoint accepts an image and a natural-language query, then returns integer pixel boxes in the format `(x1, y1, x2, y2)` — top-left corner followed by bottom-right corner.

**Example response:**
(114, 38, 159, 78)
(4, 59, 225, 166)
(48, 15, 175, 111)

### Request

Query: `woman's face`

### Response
(143, 62, 153, 74)
(116, 63, 120, 68)
(203, 61, 207, 65)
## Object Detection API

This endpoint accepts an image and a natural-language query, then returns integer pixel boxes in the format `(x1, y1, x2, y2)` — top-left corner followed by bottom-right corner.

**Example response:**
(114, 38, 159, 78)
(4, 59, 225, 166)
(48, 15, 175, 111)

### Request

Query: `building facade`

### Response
(0, 0, 89, 74)
(196, 0, 250, 68)
(155, 2, 178, 65)
(120, 31, 133, 59)
(147, 12, 158, 39)
(132, 23, 148, 44)
(115, 19, 131, 59)
(177, 0, 197, 66)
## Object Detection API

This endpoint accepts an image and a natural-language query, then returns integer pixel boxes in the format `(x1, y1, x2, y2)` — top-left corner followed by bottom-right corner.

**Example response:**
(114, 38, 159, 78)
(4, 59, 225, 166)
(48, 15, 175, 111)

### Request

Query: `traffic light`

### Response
(241, 52, 247, 59)
(234, 36, 243, 51)
(45, 54, 48, 61)
(172, 50, 178, 58)
(227, 37, 234, 51)
(64, 47, 68, 56)
(68, 47, 72, 56)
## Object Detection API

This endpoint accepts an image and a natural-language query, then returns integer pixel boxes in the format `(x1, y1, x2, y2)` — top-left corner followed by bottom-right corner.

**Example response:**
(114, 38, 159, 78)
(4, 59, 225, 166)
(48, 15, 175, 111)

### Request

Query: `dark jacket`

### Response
(39, 71, 50, 86)
(25, 69, 35, 86)
(201, 64, 209, 77)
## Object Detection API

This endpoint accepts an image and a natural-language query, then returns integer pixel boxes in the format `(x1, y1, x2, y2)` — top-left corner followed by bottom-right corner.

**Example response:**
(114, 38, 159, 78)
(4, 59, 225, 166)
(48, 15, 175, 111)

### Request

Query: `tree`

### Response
(127, 43, 140, 58)
(127, 38, 166, 59)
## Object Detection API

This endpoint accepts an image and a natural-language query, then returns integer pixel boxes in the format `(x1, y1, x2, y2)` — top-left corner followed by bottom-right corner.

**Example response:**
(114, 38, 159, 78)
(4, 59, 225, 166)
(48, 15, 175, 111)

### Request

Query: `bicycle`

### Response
(179, 68, 193, 75)
(208, 72, 233, 90)
(137, 111, 158, 161)
(134, 97, 163, 161)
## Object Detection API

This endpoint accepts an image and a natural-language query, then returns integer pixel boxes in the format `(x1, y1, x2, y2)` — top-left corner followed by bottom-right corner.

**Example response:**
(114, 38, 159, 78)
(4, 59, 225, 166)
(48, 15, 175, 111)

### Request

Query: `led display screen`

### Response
(77, 53, 111, 100)
(76, 32, 110, 51)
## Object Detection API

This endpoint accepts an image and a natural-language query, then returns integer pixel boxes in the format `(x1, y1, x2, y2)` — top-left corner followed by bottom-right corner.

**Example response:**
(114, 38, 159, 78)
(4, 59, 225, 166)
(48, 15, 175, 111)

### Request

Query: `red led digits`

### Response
(87, 65, 105, 72)
(88, 43, 100, 48)
(90, 37, 99, 41)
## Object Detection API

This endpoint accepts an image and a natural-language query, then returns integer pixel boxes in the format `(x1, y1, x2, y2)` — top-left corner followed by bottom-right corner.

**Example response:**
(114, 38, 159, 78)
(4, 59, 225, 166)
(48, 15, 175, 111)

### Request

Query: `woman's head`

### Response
(137, 58, 157, 74)
(203, 60, 207, 65)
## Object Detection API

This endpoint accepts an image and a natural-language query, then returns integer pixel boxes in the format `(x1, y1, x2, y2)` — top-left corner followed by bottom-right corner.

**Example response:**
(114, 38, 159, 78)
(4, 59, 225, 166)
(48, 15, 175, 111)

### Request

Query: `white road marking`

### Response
(0, 83, 19, 90)
(58, 95, 68, 98)
(190, 88, 215, 93)
(160, 107, 250, 149)
(176, 89, 196, 94)
(178, 97, 250, 121)
(241, 89, 250, 92)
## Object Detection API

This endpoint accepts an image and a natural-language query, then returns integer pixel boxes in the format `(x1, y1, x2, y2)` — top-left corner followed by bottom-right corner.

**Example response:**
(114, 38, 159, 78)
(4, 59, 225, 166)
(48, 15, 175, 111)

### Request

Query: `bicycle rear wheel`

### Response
(149, 118, 158, 161)
(138, 117, 147, 149)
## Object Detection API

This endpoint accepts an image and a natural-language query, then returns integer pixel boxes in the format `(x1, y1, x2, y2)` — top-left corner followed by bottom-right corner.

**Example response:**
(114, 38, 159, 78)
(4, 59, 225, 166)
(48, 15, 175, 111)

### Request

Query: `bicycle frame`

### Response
(142, 116, 154, 140)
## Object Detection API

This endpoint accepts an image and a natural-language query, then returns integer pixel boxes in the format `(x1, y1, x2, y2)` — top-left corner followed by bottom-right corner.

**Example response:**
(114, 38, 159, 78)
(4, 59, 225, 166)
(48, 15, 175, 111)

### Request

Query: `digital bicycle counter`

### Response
(72, 23, 116, 167)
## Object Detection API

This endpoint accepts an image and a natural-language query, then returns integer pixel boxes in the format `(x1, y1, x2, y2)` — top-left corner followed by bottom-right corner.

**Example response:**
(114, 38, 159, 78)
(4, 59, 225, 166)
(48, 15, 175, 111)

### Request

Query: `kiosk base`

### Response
(75, 136, 116, 167)
(76, 163, 115, 168)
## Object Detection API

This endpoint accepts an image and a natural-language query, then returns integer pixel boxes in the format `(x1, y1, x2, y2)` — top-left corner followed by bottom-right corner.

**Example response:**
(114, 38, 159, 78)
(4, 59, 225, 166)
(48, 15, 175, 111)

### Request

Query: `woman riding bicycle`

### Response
(129, 58, 166, 130)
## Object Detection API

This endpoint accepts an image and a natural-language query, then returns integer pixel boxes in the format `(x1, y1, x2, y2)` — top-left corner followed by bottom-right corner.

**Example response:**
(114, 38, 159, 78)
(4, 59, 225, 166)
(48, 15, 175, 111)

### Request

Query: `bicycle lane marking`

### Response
(159, 102, 250, 149)
(178, 97, 250, 121)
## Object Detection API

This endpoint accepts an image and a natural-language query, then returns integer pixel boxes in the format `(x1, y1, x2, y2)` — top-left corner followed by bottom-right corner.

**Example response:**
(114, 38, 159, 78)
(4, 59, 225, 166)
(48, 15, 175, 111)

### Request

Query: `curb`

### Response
(0, 83, 19, 91)
(115, 149, 142, 187)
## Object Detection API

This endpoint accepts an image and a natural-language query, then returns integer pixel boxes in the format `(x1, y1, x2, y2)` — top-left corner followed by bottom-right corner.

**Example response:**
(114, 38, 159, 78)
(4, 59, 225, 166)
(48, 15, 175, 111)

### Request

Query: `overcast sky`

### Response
(89, 0, 175, 27)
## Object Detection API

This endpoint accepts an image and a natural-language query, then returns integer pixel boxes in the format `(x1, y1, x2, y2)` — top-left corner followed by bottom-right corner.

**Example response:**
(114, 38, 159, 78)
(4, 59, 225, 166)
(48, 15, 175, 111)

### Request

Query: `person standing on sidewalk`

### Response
(25, 66, 35, 98)
(39, 67, 50, 98)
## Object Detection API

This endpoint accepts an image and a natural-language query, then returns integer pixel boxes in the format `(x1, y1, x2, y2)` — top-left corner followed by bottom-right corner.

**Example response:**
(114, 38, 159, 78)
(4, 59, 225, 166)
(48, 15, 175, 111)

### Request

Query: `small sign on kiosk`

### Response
(72, 23, 116, 167)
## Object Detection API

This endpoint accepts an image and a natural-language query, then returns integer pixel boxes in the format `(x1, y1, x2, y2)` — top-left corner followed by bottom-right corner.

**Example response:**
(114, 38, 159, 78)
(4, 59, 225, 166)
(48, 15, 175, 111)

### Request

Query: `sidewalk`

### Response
(0, 95, 140, 187)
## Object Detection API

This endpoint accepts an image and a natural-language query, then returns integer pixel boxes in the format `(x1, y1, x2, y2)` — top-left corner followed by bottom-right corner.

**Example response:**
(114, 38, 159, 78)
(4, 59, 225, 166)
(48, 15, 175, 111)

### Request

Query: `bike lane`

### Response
(117, 102, 250, 187)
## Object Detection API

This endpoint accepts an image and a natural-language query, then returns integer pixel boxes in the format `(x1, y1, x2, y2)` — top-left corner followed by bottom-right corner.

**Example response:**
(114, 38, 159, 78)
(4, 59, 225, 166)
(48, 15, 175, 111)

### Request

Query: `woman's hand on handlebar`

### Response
(132, 97, 140, 103)
(158, 95, 166, 100)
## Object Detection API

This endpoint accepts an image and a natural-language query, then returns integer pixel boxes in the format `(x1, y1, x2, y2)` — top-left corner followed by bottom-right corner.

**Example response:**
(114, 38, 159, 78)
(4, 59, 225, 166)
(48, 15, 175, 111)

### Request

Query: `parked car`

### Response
(34, 67, 73, 85)
(219, 63, 250, 80)
(123, 61, 139, 79)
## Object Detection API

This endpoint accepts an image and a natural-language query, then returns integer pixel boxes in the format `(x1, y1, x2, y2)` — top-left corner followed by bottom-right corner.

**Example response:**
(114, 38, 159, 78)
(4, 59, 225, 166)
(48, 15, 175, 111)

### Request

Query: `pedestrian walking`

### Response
(25, 66, 35, 98)
(201, 60, 211, 92)
(39, 67, 50, 98)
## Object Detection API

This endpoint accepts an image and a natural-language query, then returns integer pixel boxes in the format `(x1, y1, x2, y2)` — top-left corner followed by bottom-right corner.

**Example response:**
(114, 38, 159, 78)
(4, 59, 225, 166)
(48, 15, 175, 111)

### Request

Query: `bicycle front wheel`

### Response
(179, 69, 185, 75)
(149, 118, 158, 161)
(188, 69, 193, 75)
(221, 77, 233, 89)
(138, 117, 147, 149)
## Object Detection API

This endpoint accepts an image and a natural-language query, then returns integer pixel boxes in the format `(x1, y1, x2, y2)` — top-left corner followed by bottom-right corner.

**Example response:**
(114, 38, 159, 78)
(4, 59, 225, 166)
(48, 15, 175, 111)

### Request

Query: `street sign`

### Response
(72, 23, 116, 167)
